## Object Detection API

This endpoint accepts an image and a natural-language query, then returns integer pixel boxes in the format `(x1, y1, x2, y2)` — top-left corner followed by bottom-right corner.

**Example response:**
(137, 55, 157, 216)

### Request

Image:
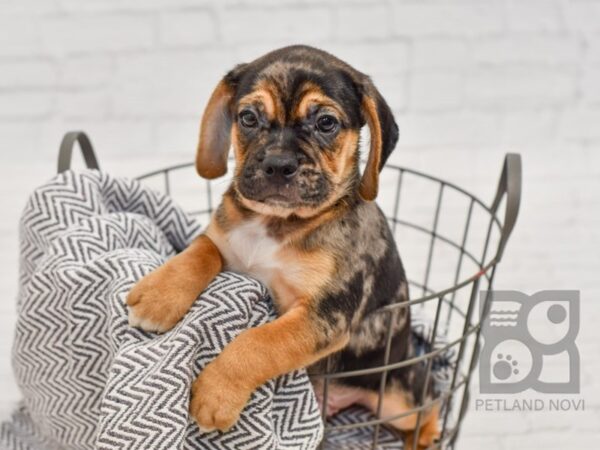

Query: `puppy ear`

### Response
(358, 81, 399, 201)
(196, 65, 246, 179)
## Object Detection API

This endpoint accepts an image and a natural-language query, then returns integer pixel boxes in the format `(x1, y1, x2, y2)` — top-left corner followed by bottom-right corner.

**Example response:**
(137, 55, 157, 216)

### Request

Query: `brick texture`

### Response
(0, 1, 598, 449)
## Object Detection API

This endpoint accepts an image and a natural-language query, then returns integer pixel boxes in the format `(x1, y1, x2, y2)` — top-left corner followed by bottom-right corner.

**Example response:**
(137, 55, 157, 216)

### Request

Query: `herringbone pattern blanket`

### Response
(1, 170, 323, 450)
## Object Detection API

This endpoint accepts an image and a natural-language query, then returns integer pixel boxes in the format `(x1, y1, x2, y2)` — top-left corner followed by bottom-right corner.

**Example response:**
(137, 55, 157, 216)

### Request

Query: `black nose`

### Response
(261, 155, 298, 180)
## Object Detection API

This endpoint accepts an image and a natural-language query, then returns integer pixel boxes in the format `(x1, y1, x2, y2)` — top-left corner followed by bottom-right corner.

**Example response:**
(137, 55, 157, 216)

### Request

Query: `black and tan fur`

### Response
(127, 45, 439, 449)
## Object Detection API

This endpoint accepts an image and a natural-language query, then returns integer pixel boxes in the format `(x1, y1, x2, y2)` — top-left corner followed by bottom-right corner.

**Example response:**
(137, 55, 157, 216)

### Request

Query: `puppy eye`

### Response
(239, 110, 258, 128)
(316, 115, 338, 133)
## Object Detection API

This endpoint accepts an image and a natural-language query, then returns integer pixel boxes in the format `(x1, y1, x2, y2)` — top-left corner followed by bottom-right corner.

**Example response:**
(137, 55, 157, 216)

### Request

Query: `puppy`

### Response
(127, 45, 439, 448)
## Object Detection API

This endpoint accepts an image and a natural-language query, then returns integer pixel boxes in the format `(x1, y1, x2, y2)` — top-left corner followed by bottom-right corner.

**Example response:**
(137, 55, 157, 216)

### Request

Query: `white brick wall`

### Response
(0, 1, 598, 449)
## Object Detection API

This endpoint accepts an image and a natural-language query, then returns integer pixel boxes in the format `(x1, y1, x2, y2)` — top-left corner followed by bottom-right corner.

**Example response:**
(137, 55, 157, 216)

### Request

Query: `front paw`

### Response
(126, 265, 195, 333)
(189, 359, 253, 433)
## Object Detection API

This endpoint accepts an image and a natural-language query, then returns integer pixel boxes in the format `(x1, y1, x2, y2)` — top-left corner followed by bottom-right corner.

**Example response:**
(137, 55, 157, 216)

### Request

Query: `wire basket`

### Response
(58, 132, 522, 450)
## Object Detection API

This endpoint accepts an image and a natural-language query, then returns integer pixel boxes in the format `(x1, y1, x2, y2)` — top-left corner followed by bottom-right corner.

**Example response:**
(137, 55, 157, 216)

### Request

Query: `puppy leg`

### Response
(127, 234, 223, 333)
(361, 384, 440, 450)
(189, 304, 348, 432)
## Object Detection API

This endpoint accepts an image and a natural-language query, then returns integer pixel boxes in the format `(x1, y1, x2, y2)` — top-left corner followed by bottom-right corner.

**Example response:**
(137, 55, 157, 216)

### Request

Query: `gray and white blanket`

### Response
(1, 170, 323, 450)
(0, 169, 453, 450)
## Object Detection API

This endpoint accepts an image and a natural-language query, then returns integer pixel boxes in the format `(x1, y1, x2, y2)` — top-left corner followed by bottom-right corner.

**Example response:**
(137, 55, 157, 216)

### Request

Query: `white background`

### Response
(0, 0, 599, 448)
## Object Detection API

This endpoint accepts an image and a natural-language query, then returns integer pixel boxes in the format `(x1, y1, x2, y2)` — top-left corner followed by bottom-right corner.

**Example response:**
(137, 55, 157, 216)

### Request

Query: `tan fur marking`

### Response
(230, 123, 246, 179)
(320, 129, 359, 186)
(293, 82, 346, 121)
(219, 193, 247, 229)
(321, 150, 339, 178)
(238, 87, 277, 121)
(359, 95, 383, 201)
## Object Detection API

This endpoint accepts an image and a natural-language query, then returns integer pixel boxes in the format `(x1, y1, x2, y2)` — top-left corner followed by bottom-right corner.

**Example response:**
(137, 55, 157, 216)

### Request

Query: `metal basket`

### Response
(58, 132, 522, 450)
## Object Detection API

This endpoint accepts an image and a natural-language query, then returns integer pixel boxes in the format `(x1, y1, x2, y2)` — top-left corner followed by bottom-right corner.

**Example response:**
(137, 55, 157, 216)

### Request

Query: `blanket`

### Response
(1, 170, 323, 450)
(1, 169, 455, 450)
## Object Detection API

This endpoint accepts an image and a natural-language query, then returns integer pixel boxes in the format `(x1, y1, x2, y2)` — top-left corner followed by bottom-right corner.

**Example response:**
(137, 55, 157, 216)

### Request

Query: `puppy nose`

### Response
(262, 155, 298, 180)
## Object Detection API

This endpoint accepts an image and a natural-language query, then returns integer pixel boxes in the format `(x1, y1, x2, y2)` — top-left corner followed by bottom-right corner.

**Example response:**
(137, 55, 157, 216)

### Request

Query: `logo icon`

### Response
(479, 290, 580, 394)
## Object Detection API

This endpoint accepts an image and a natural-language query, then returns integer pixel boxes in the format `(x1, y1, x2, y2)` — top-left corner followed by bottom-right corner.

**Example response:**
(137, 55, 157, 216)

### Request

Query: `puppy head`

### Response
(196, 45, 399, 218)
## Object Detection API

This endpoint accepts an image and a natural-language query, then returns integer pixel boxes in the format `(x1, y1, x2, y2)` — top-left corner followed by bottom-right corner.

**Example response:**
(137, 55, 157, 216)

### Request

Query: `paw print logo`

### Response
(494, 354, 519, 380)
(483, 338, 532, 387)
(479, 291, 579, 394)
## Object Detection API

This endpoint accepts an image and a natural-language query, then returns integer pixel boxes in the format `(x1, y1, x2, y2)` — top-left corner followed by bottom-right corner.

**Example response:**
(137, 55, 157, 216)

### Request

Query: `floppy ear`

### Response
(196, 66, 246, 179)
(358, 81, 399, 201)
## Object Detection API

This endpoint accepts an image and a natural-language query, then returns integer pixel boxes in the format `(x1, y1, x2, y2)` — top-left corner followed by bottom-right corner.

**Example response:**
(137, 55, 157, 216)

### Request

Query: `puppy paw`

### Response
(126, 265, 196, 333)
(189, 360, 252, 432)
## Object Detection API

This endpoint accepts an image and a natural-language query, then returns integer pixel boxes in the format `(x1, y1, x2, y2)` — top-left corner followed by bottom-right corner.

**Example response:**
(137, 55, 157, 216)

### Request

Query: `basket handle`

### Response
(57, 131, 100, 174)
(491, 153, 522, 262)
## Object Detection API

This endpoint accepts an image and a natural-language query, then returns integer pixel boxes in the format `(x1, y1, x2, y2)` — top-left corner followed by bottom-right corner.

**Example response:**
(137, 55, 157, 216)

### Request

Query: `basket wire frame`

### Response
(59, 131, 521, 450)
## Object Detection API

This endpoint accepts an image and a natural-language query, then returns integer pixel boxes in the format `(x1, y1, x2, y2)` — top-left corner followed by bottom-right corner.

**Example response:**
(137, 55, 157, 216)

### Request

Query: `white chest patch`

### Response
(221, 219, 283, 286)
